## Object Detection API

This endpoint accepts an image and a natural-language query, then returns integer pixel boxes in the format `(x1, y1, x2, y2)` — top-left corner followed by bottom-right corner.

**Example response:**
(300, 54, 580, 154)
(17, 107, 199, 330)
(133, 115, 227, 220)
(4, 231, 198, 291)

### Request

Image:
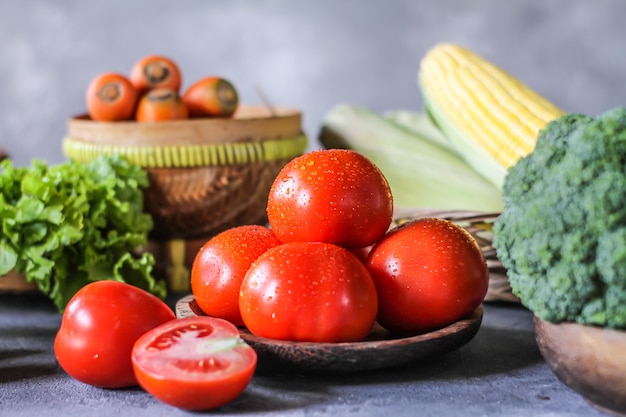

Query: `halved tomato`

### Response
(131, 316, 257, 411)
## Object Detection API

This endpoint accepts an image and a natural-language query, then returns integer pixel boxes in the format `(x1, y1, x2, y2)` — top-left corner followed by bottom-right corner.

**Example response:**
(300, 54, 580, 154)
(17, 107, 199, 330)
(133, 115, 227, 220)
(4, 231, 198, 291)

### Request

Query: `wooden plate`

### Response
(176, 294, 483, 374)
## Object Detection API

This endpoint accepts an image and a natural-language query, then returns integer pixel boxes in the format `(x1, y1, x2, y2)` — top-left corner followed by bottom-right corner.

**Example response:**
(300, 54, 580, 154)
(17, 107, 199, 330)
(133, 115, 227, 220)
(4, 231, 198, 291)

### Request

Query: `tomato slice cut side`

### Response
(132, 316, 257, 411)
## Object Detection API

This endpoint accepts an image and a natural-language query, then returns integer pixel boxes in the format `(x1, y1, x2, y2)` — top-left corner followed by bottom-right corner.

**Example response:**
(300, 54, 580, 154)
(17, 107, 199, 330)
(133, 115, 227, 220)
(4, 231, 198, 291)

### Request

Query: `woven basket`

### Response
(392, 208, 519, 304)
(63, 105, 307, 241)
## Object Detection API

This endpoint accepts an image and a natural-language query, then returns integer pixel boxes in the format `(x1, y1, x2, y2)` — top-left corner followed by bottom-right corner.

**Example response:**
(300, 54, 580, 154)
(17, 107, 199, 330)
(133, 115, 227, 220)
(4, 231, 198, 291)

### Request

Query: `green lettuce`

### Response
(0, 154, 166, 311)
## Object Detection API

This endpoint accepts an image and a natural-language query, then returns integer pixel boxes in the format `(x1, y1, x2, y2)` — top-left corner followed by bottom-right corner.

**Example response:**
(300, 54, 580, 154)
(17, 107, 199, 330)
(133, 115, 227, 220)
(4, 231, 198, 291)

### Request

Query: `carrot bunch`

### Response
(85, 55, 239, 123)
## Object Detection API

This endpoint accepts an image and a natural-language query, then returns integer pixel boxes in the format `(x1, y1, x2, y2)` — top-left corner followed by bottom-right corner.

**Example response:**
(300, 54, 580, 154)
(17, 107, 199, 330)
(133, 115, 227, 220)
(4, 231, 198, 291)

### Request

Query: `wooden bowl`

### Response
(62, 106, 307, 241)
(534, 316, 626, 416)
(176, 294, 483, 374)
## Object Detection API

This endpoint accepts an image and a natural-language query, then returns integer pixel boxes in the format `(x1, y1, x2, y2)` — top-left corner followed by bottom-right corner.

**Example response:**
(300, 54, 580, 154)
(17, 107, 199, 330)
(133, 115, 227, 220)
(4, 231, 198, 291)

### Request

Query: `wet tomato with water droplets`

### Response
(239, 241, 378, 343)
(132, 316, 257, 411)
(366, 217, 489, 335)
(266, 149, 393, 249)
(191, 225, 281, 326)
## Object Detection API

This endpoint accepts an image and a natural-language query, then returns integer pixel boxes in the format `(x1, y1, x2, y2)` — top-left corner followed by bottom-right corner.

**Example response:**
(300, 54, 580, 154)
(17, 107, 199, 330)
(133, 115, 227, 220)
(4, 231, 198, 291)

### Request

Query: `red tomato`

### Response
(267, 149, 393, 249)
(366, 217, 489, 335)
(191, 225, 281, 326)
(54, 280, 175, 388)
(239, 241, 378, 343)
(85, 72, 138, 121)
(132, 316, 257, 411)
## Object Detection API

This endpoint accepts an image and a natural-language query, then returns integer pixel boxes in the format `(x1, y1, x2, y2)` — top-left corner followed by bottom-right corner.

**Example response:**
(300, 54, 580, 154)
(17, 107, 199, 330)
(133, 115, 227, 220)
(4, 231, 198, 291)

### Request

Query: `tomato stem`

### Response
(197, 337, 244, 354)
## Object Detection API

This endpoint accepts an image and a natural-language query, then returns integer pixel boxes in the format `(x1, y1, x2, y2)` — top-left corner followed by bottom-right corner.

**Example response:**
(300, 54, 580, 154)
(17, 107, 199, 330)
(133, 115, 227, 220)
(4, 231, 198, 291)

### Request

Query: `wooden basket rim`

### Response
(63, 134, 308, 168)
(67, 105, 304, 147)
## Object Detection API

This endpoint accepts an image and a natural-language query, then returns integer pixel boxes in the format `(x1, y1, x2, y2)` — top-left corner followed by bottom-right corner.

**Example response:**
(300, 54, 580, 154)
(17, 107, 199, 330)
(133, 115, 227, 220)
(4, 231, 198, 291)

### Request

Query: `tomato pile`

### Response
(85, 55, 238, 122)
(193, 148, 489, 340)
(53, 148, 489, 411)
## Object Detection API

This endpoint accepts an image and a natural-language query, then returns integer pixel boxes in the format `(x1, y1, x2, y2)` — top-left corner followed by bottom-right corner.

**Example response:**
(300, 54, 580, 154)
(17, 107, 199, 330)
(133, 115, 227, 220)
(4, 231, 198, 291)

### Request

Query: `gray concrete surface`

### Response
(0, 292, 609, 417)
(2, 0, 626, 167)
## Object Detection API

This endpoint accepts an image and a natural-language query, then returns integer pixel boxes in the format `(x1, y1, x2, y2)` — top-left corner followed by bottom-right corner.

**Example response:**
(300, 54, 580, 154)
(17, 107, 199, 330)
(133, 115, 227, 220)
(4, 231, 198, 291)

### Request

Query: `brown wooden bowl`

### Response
(176, 294, 483, 374)
(534, 316, 626, 416)
(63, 105, 307, 241)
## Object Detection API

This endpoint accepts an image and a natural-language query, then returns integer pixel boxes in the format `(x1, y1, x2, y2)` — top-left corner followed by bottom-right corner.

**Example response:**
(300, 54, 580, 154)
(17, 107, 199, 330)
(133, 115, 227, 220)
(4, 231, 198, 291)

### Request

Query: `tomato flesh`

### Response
(132, 316, 257, 411)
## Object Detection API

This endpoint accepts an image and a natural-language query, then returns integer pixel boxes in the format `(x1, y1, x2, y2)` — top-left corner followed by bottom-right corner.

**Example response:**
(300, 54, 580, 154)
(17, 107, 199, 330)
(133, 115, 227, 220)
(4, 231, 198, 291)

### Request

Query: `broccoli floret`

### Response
(493, 107, 626, 329)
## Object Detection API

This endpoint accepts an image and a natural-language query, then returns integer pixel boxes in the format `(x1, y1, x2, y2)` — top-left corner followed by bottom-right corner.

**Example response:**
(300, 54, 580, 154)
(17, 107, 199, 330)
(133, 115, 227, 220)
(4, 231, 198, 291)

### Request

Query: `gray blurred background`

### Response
(2, 0, 625, 167)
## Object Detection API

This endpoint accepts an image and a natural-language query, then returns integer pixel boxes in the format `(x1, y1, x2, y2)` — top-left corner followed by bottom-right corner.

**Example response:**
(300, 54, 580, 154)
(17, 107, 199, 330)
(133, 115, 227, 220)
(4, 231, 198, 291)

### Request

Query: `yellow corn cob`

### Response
(419, 43, 565, 188)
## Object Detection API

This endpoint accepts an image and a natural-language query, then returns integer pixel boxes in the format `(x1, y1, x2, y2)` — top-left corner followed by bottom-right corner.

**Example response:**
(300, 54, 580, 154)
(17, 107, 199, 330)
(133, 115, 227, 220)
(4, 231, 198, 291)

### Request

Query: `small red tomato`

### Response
(183, 76, 239, 118)
(191, 225, 281, 326)
(132, 316, 257, 411)
(239, 241, 378, 343)
(366, 218, 489, 335)
(54, 280, 175, 388)
(135, 88, 188, 122)
(85, 72, 138, 121)
(130, 55, 182, 94)
(267, 149, 393, 249)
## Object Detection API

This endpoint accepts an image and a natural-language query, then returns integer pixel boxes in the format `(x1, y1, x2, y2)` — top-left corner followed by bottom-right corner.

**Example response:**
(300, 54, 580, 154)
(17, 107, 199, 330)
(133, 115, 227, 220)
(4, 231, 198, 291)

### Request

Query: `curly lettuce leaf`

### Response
(0, 155, 165, 311)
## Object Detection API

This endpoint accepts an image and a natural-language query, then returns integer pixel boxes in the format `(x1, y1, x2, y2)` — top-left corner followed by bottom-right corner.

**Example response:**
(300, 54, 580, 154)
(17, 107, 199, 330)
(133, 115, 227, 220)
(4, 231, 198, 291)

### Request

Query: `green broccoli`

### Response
(493, 107, 626, 329)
